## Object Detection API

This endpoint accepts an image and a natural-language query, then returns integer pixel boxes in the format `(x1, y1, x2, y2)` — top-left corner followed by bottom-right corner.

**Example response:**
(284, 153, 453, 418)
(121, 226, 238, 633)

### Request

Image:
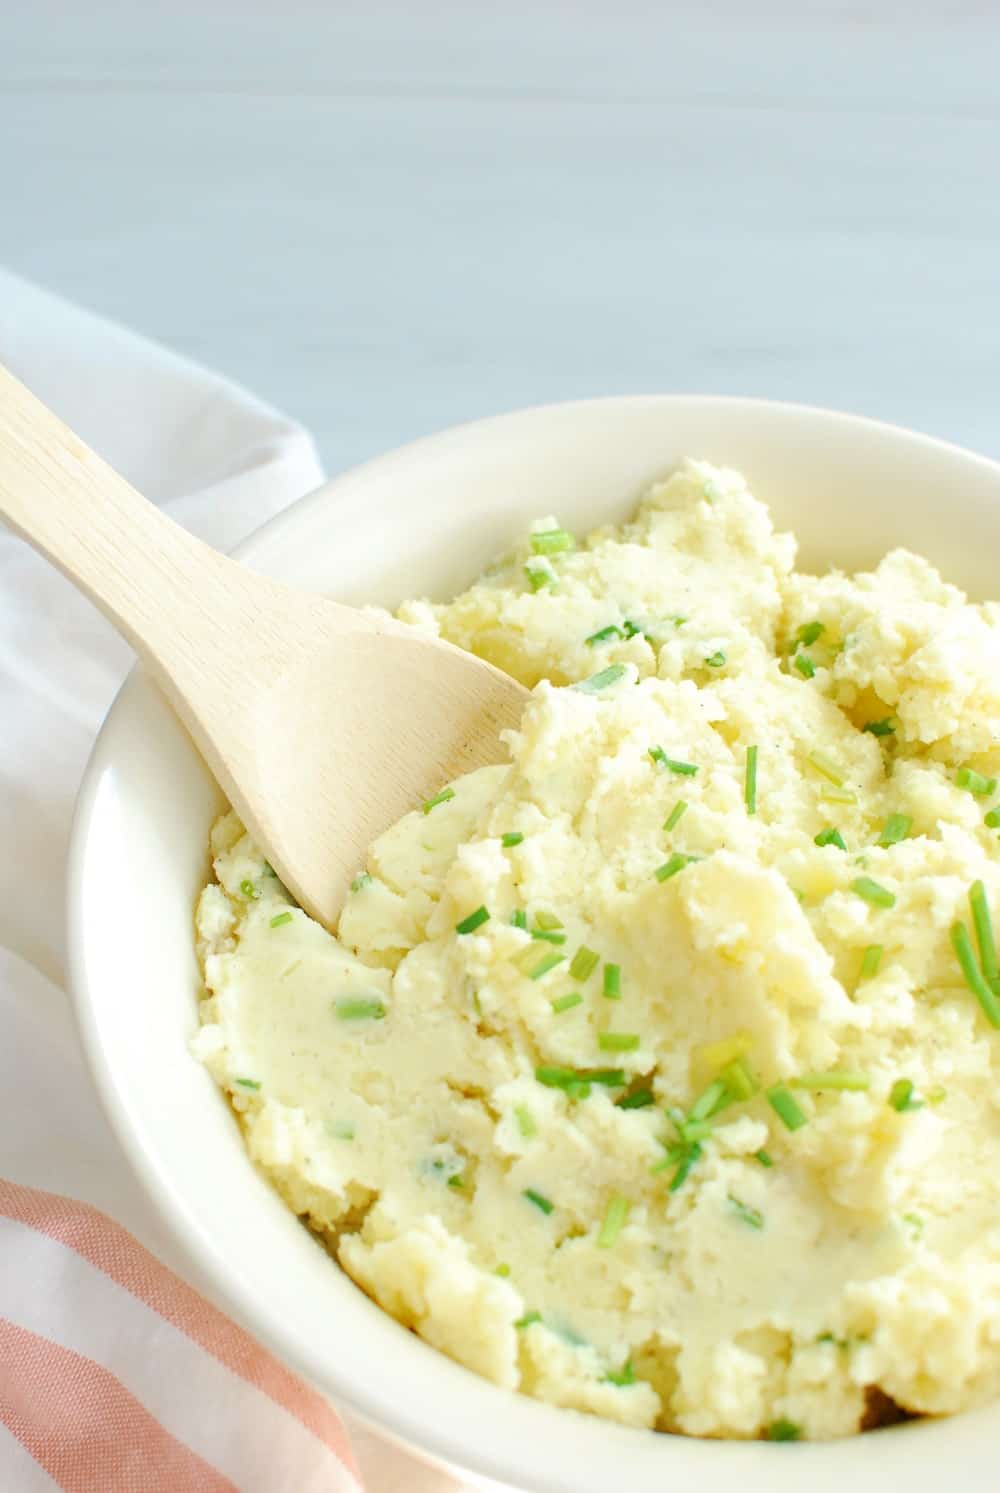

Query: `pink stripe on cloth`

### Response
(0, 1317, 238, 1493)
(0, 1179, 359, 1476)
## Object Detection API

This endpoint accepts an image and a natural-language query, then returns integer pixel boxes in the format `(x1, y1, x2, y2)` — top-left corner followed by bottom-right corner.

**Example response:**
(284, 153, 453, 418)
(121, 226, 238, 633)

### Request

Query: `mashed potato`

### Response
(194, 460, 1000, 1441)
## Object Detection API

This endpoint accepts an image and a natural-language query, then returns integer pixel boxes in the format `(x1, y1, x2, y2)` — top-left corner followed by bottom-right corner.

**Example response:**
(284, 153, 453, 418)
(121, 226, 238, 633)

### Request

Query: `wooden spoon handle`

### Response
(0, 363, 248, 670)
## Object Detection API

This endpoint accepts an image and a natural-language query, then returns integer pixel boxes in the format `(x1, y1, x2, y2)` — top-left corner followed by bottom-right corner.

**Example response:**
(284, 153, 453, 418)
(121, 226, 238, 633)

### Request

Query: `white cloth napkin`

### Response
(0, 269, 466, 1493)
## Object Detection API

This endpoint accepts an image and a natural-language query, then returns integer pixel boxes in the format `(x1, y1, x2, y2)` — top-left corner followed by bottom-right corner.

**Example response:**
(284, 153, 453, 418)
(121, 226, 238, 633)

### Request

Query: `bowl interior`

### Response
(69, 397, 1000, 1493)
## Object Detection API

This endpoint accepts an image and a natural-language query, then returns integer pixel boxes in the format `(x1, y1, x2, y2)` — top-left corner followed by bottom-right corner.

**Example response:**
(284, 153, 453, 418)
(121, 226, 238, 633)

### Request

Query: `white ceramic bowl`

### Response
(69, 397, 1000, 1493)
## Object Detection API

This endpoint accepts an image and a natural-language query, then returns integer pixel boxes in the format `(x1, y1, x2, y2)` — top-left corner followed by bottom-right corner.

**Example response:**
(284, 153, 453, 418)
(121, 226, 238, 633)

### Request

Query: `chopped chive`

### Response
(863, 717, 896, 737)
(852, 876, 896, 909)
(728, 1195, 764, 1230)
(510, 909, 528, 929)
(602, 963, 622, 999)
(565, 1080, 591, 1101)
(969, 880, 998, 983)
(622, 618, 642, 638)
(597, 1195, 630, 1248)
(531, 929, 567, 944)
(330, 1119, 355, 1139)
(755, 1149, 774, 1168)
(807, 750, 844, 786)
(767, 1419, 802, 1442)
(501, 831, 524, 847)
(705, 650, 726, 668)
(535, 1066, 582, 1090)
(350, 872, 373, 892)
(447, 1174, 465, 1190)
(617, 1088, 654, 1110)
(269, 910, 293, 927)
(689, 1079, 728, 1122)
(456, 905, 490, 935)
(821, 784, 858, 804)
(985, 808, 1000, 828)
(422, 787, 455, 814)
(586, 1069, 627, 1086)
(859, 944, 884, 980)
(551, 991, 584, 1014)
(793, 653, 816, 679)
(239, 878, 260, 900)
(793, 1071, 871, 1091)
(797, 621, 825, 647)
(814, 827, 846, 850)
(889, 1078, 923, 1113)
(575, 665, 627, 692)
(515, 1310, 542, 1328)
(928, 1084, 948, 1104)
(767, 1084, 808, 1131)
(878, 813, 912, 848)
(655, 852, 695, 882)
(495, 1262, 511, 1277)
(668, 1142, 702, 1191)
(604, 1358, 636, 1387)
(663, 800, 688, 832)
(234, 1077, 261, 1090)
(745, 745, 758, 815)
(956, 766, 997, 797)
(569, 946, 600, 981)
(950, 921, 1000, 1027)
(719, 1055, 758, 1101)
(524, 559, 555, 591)
(649, 746, 699, 775)
(535, 910, 563, 931)
(530, 527, 574, 555)
(522, 1188, 554, 1215)
(585, 624, 624, 646)
(598, 1032, 641, 1052)
(527, 951, 565, 980)
(514, 1103, 537, 1138)
(335, 997, 386, 1021)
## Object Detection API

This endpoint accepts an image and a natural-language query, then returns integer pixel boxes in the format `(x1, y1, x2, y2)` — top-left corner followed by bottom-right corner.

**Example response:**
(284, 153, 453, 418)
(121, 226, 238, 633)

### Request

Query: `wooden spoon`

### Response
(0, 364, 528, 927)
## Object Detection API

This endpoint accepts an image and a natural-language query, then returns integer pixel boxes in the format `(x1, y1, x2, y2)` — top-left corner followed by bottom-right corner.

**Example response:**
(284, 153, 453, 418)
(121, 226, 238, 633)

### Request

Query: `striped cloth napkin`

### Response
(0, 270, 468, 1493)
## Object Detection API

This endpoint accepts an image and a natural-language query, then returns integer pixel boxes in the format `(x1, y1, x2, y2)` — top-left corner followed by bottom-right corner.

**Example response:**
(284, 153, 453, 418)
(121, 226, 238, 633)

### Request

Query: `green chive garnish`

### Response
(330, 1119, 355, 1139)
(728, 1195, 764, 1230)
(863, 717, 895, 737)
(269, 911, 293, 927)
(422, 787, 455, 814)
(767, 1085, 807, 1131)
(793, 654, 815, 679)
(654, 852, 697, 882)
(767, 1419, 802, 1442)
(239, 878, 260, 900)
(950, 921, 1000, 1027)
(510, 909, 528, 929)
(719, 1055, 758, 1101)
(598, 1032, 640, 1052)
(587, 1069, 627, 1086)
(852, 876, 896, 908)
(745, 745, 758, 815)
(649, 746, 698, 775)
(515, 1310, 542, 1328)
(602, 963, 621, 999)
(814, 827, 846, 850)
(807, 750, 844, 786)
(969, 880, 998, 983)
(663, 800, 688, 832)
(605, 1358, 635, 1386)
(878, 813, 912, 847)
(689, 1079, 728, 1122)
(514, 1103, 537, 1138)
(569, 946, 600, 981)
(597, 1195, 630, 1248)
(350, 872, 372, 892)
(501, 831, 524, 847)
(530, 528, 574, 556)
(755, 1149, 774, 1168)
(985, 808, 1000, 828)
(617, 1088, 654, 1110)
(705, 650, 726, 668)
(524, 560, 555, 591)
(495, 1262, 511, 1277)
(859, 943, 883, 980)
(536, 1065, 622, 1092)
(531, 929, 567, 944)
(456, 905, 490, 935)
(586, 624, 624, 646)
(535, 910, 563, 931)
(447, 1174, 465, 1190)
(668, 1143, 702, 1191)
(889, 1078, 922, 1113)
(575, 665, 626, 692)
(956, 766, 997, 797)
(797, 621, 825, 647)
(793, 1071, 871, 1091)
(522, 1188, 554, 1215)
(551, 991, 583, 1014)
(526, 951, 565, 980)
(821, 784, 858, 804)
(336, 998, 386, 1021)
(234, 1077, 261, 1090)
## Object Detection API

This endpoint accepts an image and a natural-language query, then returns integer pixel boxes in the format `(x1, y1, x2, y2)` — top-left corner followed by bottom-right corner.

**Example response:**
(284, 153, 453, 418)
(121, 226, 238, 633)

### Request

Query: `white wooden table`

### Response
(4, 0, 999, 477)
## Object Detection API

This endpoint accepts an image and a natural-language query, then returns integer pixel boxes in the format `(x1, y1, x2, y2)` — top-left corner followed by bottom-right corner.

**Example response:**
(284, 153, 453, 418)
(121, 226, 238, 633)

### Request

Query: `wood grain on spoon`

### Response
(0, 364, 529, 927)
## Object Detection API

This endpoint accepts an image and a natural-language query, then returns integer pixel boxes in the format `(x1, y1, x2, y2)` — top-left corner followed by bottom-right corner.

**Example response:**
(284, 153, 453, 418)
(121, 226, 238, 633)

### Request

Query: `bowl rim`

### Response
(66, 393, 1000, 1492)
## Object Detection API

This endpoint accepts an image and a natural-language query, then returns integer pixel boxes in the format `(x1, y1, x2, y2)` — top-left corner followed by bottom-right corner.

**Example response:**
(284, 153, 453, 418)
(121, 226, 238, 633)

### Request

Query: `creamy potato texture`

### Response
(195, 461, 1000, 1440)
